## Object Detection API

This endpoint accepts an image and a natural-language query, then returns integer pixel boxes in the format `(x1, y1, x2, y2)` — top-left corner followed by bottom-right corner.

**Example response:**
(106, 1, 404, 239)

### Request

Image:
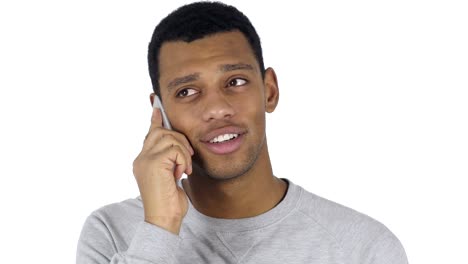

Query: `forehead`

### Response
(158, 31, 258, 86)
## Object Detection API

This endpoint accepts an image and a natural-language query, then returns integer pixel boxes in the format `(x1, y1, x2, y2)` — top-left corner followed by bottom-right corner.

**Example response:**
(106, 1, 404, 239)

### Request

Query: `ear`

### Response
(263, 67, 279, 113)
(149, 93, 155, 107)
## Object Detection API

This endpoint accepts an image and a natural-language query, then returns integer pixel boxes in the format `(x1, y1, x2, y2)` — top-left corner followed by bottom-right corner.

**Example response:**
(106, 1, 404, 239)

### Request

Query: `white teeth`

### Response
(209, 133, 239, 143)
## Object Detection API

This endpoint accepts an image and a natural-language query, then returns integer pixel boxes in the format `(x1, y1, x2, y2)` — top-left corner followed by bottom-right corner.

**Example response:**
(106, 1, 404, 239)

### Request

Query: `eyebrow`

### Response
(219, 63, 255, 72)
(166, 63, 255, 91)
(167, 73, 200, 90)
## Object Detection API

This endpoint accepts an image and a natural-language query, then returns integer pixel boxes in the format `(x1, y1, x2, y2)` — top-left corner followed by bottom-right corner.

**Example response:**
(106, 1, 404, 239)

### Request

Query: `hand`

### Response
(132, 107, 194, 235)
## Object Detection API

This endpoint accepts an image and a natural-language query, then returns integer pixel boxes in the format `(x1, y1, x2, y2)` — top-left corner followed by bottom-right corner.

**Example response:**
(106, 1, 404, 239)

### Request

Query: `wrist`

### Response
(145, 216, 183, 235)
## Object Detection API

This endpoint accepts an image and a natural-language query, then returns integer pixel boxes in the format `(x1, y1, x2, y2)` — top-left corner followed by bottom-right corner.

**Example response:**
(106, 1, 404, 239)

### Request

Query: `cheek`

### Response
(240, 95, 266, 132)
(246, 88, 266, 113)
(167, 109, 195, 137)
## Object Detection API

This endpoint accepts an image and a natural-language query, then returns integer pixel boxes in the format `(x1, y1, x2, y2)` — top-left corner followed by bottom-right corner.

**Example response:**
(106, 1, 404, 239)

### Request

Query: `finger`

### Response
(174, 164, 185, 181)
(150, 107, 163, 131)
(169, 144, 193, 176)
(167, 132, 195, 156)
(143, 108, 163, 142)
(144, 129, 194, 156)
(161, 145, 192, 178)
(147, 135, 193, 169)
(143, 126, 164, 152)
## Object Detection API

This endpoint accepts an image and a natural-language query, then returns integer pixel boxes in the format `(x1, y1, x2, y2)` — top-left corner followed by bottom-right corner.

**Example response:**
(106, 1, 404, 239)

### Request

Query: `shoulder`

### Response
(79, 197, 144, 245)
(90, 197, 143, 222)
(293, 182, 408, 264)
(296, 187, 386, 242)
(77, 197, 145, 261)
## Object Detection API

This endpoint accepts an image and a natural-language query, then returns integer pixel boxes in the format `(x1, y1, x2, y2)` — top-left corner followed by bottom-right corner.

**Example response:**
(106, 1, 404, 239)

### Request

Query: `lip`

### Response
(200, 126, 247, 142)
(202, 133, 245, 155)
(200, 126, 247, 155)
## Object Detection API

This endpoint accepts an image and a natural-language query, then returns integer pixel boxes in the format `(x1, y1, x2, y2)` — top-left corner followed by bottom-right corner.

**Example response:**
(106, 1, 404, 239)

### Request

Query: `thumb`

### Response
(150, 107, 163, 130)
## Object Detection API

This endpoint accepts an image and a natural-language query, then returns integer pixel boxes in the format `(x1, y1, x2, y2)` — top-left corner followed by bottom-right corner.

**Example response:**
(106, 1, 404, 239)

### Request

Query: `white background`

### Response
(0, 0, 467, 263)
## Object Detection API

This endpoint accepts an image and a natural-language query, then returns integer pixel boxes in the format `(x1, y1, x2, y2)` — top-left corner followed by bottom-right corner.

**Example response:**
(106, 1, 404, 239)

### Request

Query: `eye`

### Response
(227, 78, 248, 87)
(176, 88, 198, 98)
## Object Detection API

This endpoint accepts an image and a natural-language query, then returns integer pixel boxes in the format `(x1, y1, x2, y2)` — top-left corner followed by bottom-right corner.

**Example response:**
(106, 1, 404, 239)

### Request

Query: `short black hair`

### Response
(148, 1, 265, 96)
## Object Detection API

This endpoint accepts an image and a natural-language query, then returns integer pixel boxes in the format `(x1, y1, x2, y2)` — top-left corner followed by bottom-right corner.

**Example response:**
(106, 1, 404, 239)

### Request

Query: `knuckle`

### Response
(162, 133, 176, 141)
(132, 156, 145, 170)
(132, 156, 140, 167)
(153, 127, 163, 133)
(132, 159, 141, 176)
(170, 145, 186, 158)
(149, 127, 163, 138)
(171, 144, 182, 151)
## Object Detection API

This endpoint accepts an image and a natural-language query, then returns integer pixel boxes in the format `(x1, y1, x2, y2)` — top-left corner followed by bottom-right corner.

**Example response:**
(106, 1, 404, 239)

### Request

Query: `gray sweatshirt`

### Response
(76, 178, 408, 263)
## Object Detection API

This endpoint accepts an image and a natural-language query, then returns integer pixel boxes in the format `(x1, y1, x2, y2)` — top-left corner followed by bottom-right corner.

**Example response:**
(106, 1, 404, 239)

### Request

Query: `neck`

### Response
(182, 143, 287, 219)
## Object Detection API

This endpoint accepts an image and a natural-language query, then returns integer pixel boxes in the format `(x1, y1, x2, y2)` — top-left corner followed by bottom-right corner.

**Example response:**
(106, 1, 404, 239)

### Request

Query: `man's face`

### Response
(156, 31, 278, 181)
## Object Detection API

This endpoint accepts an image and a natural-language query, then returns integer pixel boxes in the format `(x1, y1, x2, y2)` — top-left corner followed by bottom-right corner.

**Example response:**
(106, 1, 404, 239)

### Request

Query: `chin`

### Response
(192, 131, 267, 181)
(193, 142, 261, 181)
(204, 163, 253, 181)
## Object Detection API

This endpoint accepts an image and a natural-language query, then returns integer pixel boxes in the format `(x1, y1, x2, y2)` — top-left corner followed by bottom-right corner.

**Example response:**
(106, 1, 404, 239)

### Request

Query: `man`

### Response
(77, 2, 408, 263)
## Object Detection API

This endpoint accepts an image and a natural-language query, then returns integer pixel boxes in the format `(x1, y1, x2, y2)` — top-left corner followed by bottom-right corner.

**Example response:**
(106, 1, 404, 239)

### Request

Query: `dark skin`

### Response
(134, 30, 286, 234)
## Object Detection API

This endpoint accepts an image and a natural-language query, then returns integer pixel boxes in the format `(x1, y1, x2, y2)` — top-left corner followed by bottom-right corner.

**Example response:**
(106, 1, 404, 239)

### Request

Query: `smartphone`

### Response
(152, 95, 172, 130)
(153, 95, 188, 178)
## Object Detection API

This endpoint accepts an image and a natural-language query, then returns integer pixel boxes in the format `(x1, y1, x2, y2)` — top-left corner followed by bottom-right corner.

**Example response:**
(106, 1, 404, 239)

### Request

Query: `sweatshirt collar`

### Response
(179, 178, 303, 233)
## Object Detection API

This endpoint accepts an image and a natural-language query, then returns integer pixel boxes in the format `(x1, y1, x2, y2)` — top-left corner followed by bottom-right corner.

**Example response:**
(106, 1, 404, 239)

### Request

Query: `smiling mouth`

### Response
(203, 133, 245, 155)
(209, 133, 239, 143)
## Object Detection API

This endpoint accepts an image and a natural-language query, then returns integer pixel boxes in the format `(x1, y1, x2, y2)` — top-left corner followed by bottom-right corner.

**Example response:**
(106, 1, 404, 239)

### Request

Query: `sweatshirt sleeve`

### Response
(364, 229, 409, 264)
(76, 213, 182, 264)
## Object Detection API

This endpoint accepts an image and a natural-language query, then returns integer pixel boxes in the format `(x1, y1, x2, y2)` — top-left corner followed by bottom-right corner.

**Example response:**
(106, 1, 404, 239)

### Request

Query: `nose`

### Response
(201, 91, 236, 122)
